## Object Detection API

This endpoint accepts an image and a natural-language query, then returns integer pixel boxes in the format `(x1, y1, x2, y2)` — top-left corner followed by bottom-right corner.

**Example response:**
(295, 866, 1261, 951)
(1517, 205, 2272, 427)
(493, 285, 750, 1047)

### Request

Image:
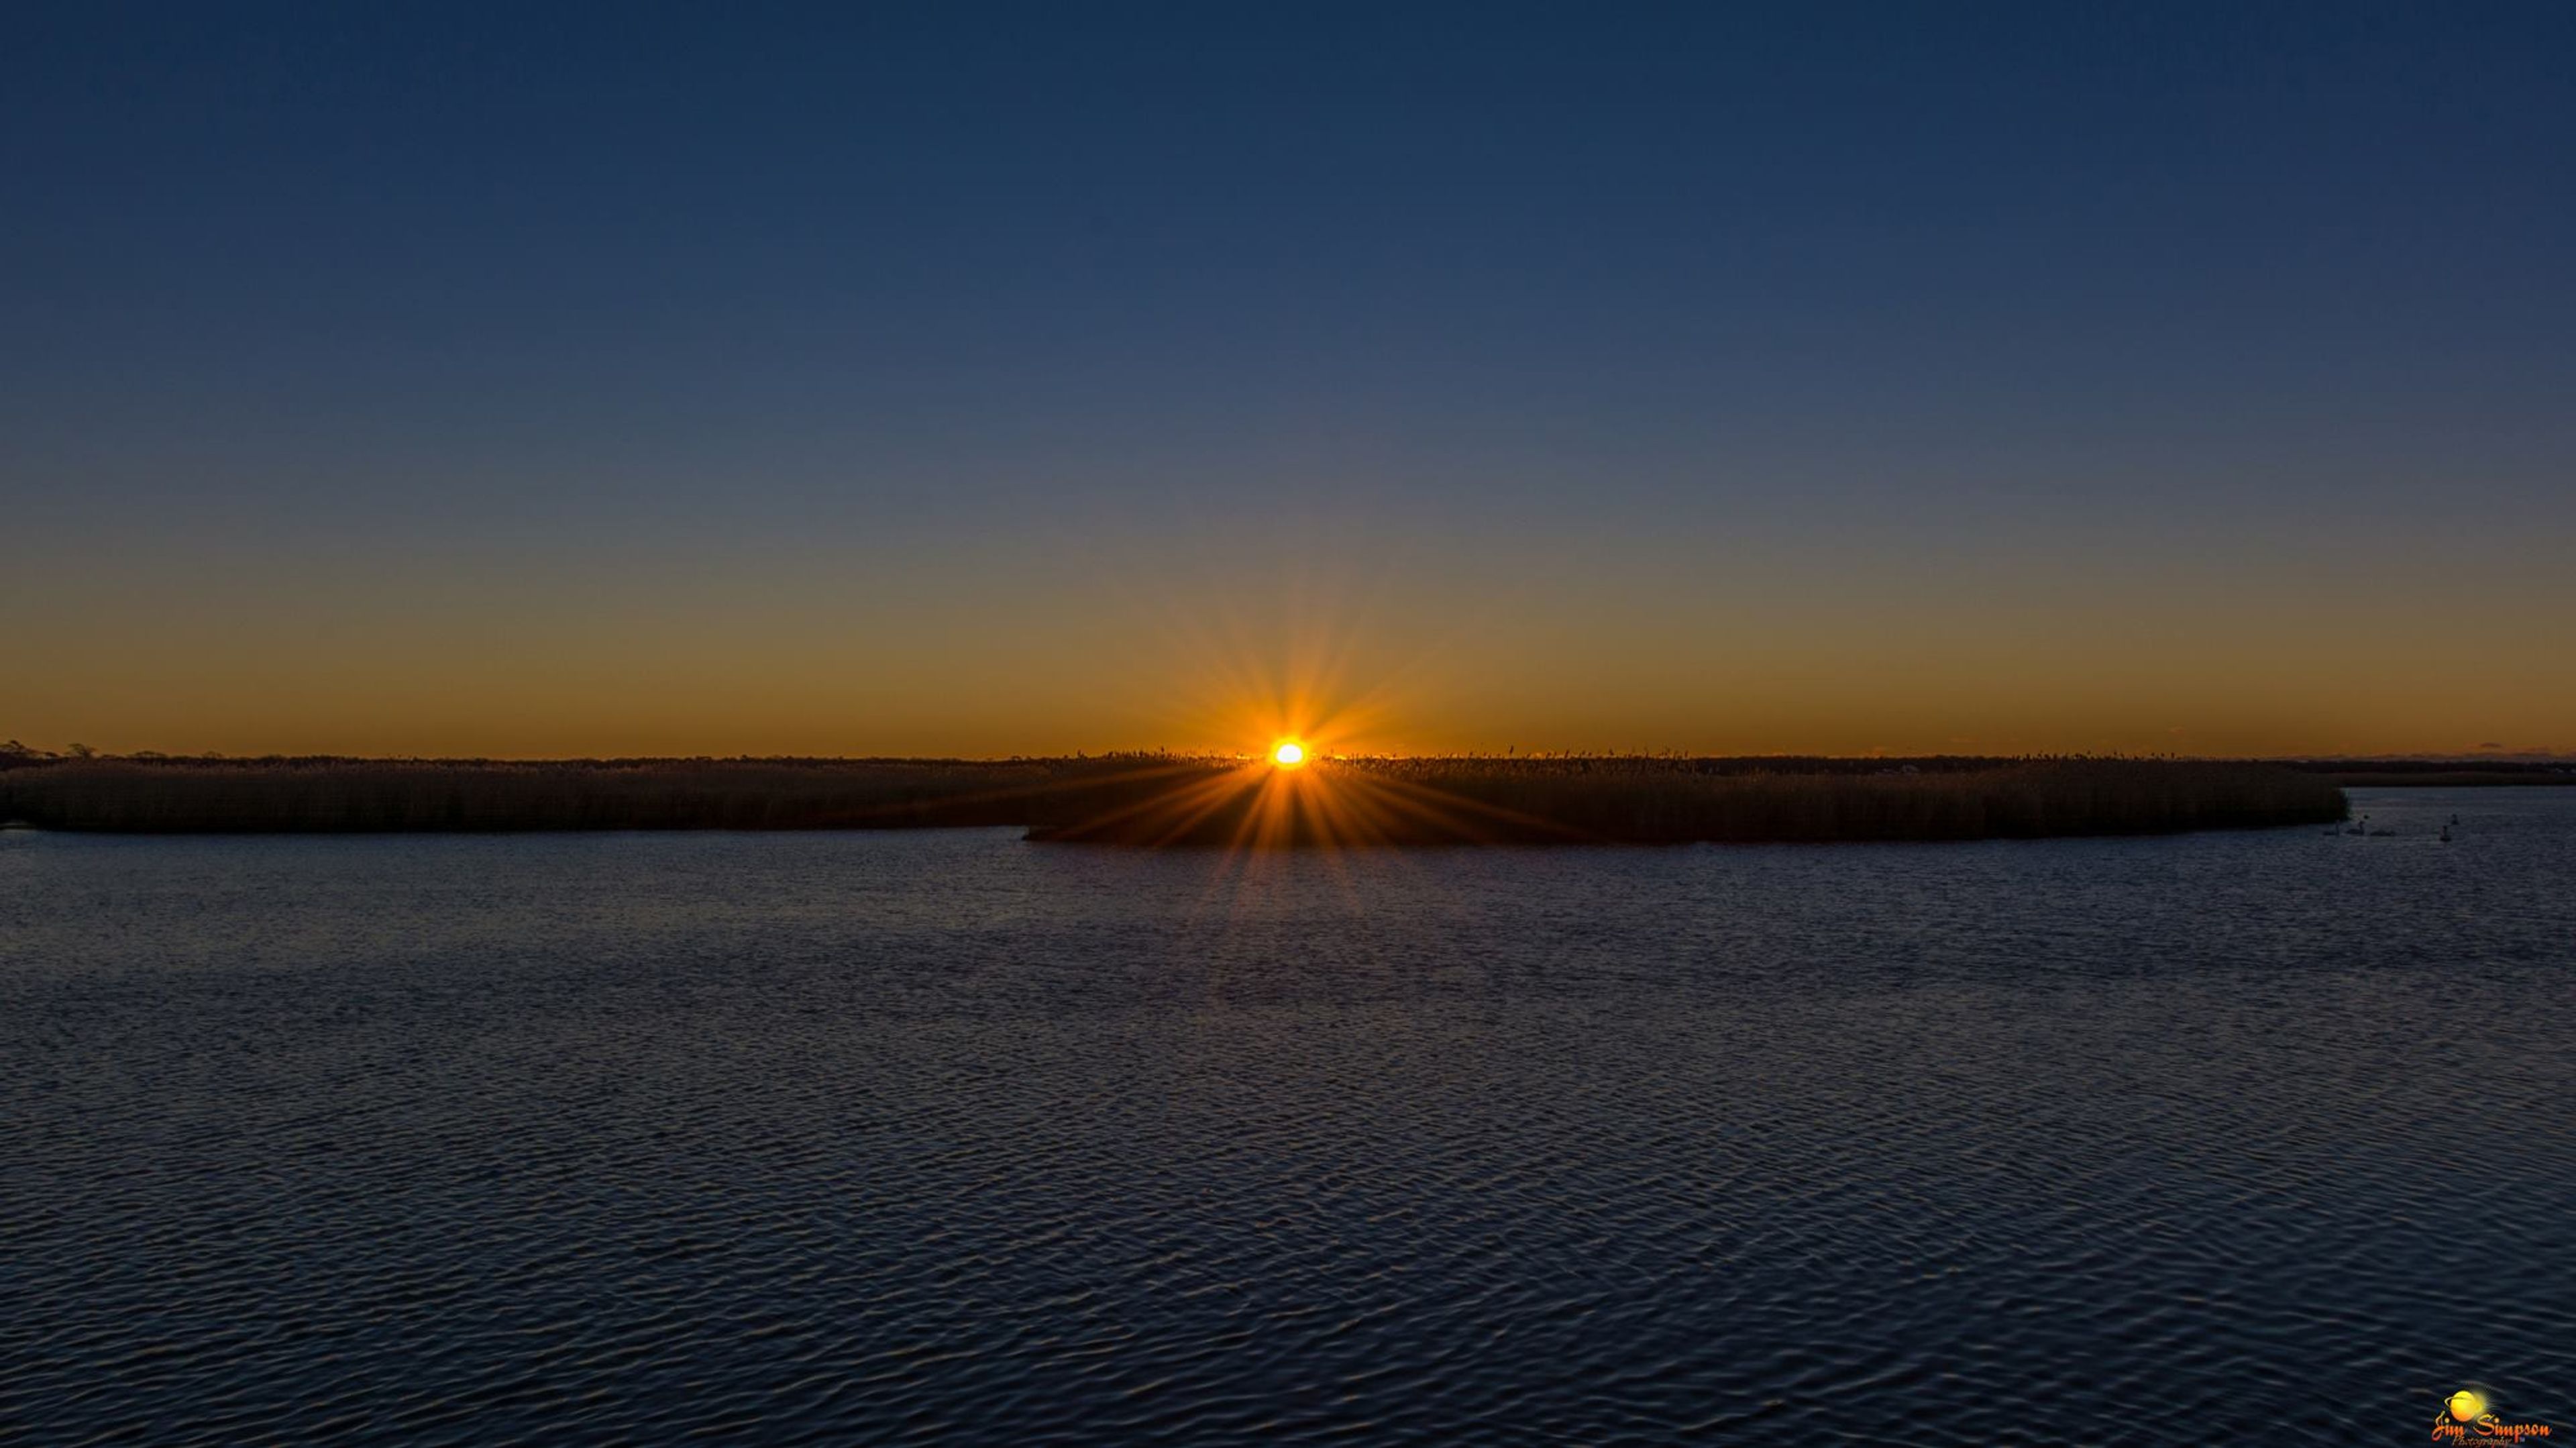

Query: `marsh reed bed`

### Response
(1312, 756, 2347, 844)
(1, 754, 2345, 843)
(0, 756, 1120, 833)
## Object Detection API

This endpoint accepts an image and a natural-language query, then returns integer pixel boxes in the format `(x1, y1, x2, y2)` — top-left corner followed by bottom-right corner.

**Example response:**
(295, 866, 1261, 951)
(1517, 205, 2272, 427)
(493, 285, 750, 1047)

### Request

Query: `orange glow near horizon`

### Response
(7, 533, 2572, 762)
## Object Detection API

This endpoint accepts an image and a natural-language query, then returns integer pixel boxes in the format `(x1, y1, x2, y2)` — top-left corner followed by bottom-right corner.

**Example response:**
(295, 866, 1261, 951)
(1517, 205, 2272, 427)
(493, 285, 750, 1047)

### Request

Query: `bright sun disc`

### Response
(1271, 741, 1307, 767)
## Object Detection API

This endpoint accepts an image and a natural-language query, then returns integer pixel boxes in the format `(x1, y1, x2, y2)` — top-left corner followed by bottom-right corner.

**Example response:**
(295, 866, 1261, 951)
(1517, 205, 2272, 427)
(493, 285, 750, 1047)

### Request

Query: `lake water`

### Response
(5, 788, 2571, 1444)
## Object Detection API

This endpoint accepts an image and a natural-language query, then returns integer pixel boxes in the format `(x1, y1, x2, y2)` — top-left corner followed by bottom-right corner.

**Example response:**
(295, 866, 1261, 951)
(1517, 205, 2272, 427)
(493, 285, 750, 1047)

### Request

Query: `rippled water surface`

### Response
(6, 788, 2573, 1444)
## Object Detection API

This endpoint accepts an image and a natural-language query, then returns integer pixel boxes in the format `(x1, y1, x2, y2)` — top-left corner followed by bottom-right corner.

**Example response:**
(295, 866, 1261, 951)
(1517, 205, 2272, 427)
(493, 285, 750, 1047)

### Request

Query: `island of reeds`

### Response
(0, 747, 2351, 844)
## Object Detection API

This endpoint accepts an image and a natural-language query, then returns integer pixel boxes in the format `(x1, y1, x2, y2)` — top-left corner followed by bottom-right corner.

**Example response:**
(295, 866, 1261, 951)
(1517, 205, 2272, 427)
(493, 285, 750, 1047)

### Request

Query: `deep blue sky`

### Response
(6, 3, 2573, 756)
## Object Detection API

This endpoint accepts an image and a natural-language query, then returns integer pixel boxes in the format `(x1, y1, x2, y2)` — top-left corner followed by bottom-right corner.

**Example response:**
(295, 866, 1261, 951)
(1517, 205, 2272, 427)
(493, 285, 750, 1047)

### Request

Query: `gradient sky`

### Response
(6, 3, 2573, 758)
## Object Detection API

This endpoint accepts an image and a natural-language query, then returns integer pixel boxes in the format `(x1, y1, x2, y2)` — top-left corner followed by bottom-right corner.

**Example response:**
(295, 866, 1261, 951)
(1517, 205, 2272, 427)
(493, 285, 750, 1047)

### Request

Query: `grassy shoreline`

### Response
(0, 755, 2347, 844)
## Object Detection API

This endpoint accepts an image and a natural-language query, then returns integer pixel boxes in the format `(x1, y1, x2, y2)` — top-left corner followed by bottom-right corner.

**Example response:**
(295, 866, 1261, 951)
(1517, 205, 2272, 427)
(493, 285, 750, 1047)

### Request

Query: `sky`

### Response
(5, 3, 2573, 758)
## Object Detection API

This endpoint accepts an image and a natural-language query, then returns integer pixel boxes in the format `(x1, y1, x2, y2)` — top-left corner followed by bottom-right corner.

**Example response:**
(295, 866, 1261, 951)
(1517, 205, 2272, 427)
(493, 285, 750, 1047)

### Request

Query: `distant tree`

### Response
(66, 742, 95, 759)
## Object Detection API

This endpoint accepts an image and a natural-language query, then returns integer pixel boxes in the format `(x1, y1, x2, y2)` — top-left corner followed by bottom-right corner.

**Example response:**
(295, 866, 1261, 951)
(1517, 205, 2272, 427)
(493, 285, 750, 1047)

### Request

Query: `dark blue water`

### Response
(5, 788, 2572, 1445)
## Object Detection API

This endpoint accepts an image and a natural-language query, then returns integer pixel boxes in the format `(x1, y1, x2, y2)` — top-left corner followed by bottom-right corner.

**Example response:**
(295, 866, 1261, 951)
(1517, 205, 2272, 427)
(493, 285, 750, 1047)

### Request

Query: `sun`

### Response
(1271, 740, 1307, 768)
